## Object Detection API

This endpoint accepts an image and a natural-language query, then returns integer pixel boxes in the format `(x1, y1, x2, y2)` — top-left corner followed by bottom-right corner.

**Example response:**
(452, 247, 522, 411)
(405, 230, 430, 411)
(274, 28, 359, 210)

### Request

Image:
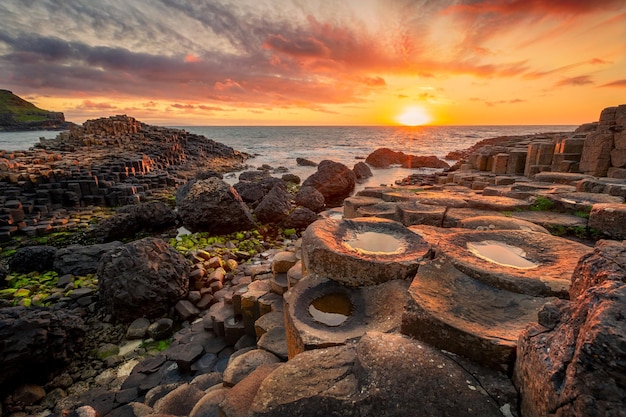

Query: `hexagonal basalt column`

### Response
(302, 217, 432, 287)
(435, 229, 593, 298)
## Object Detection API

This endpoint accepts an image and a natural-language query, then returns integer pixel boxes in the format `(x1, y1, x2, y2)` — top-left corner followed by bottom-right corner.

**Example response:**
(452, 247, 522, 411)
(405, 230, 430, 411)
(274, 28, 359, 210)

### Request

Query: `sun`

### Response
(397, 106, 432, 126)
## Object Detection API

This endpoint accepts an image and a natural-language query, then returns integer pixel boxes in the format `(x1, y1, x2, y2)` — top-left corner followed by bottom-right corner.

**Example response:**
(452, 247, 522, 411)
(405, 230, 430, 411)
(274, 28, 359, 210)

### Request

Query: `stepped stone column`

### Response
(506, 150, 527, 174)
(492, 153, 509, 174)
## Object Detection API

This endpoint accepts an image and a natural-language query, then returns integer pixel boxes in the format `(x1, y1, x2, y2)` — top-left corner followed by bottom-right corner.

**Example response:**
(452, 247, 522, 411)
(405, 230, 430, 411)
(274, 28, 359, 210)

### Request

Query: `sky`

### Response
(0, 0, 625, 126)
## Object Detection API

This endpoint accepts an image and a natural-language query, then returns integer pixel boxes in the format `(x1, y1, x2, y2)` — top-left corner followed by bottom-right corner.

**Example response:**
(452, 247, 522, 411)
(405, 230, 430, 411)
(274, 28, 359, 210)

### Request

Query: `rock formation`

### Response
(97, 237, 190, 321)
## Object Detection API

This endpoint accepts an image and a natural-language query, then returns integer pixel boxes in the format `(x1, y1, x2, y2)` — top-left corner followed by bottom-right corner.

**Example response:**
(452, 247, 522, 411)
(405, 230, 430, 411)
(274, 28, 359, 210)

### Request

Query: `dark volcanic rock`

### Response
(92, 201, 177, 242)
(301, 160, 355, 207)
(283, 207, 319, 230)
(249, 331, 505, 417)
(0, 307, 85, 391)
(97, 237, 190, 321)
(178, 178, 255, 234)
(296, 157, 317, 167)
(295, 186, 325, 213)
(514, 239, 626, 417)
(8, 245, 58, 273)
(54, 241, 123, 276)
(254, 183, 292, 224)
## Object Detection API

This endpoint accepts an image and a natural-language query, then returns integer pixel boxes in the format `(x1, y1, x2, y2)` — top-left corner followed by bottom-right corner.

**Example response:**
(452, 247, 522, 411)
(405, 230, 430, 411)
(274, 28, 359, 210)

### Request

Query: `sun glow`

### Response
(397, 106, 432, 126)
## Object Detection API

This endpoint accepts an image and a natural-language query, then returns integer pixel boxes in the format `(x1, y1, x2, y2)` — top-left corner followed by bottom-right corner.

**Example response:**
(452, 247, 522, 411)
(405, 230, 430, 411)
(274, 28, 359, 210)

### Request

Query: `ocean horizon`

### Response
(0, 124, 576, 188)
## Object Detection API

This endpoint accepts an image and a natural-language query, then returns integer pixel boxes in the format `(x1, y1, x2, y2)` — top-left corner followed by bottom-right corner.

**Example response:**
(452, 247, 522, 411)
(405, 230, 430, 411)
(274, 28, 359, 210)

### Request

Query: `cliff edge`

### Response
(0, 89, 74, 131)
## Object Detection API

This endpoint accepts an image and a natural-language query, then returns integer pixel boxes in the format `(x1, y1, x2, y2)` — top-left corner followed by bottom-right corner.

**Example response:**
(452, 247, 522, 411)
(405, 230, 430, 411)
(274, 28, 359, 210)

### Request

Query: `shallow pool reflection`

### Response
(344, 231, 404, 254)
(308, 293, 352, 326)
(467, 240, 538, 269)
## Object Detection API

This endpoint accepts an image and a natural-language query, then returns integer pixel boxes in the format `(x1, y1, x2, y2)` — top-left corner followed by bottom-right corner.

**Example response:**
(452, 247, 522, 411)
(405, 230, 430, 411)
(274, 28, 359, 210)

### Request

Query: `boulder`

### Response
(352, 161, 372, 179)
(301, 160, 355, 206)
(283, 207, 319, 230)
(401, 154, 450, 169)
(281, 173, 300, 184)
(295, 186, 325, 213)
(0, 307, 85, 391)
(92, 201, 177, 242)
(514, 240, 626, 417)
(178, 178, 255, 234)
(8, 245, 57, 273)
(365, 148, 449, 169)
(239, 170, 271, 182)
(223, 349, 282, 387)
(254, 182, 292, 224)
(365, 148, 405, 168)
(249, 332, 508, 417)
(97, 237, 190, 321)
(54, 241, 122, 276)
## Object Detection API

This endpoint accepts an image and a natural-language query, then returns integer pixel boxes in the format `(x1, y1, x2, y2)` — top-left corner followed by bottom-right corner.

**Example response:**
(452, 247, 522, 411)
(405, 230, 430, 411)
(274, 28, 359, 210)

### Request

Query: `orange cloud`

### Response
(554, 75, 594, 87)
(599, 79, 626, 88)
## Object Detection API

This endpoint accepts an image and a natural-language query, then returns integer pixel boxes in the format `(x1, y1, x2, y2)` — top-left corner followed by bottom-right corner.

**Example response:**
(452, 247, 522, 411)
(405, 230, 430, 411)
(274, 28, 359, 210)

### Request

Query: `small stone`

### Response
(175, 299, 201, 321)
(126, 317, 151, 340)
(11, 383, 46, 405)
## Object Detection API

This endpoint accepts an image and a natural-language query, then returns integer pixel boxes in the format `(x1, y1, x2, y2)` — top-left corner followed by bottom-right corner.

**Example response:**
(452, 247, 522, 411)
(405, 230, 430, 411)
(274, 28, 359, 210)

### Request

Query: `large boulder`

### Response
(514, 240, 626, 417)
(234, 177, 284, 206)
(8, 246, 58, 273)
(254, 183, 292, 224)
(91, 201, 177, 242)
(178, 178, 255, 234)
(248, 332, 509, 417)
(301, 160, 355, 207)
(97, 237, 190, 321)
(54, 241, 123, 276)
(0, 307, 85, 391)
(365, 148, 449, 169)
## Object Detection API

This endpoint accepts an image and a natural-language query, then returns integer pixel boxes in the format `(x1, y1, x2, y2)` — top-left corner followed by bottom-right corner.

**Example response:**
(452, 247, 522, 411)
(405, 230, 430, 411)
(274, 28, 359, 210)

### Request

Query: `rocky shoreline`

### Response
(0, 107, 625, 417)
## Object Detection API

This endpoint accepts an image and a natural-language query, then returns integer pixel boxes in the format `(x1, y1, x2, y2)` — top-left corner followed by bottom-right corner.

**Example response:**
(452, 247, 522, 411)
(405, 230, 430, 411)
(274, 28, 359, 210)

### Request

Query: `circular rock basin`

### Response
(284, 274, 409, 358)
(302, 217, 432, 286)
(437, 230, 593, 298)
(308, 293, 353, 326)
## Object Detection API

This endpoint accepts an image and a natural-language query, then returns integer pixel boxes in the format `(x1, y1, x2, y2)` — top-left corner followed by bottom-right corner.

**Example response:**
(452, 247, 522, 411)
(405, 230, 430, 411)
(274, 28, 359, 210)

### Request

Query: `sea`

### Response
(0, 125, 575, 189)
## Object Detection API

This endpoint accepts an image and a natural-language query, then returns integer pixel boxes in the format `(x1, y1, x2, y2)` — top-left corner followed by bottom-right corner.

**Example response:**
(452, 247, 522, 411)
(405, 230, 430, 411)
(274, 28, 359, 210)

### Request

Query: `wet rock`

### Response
(8, 245, 58, 273)
(301, 160, 356, 207)
(222, 349, 282, 387)
(98, 238, 190, 321)
(249, 332, 505, 417)
(254, 182, 292, 224)
(283, 207, 318, 230)
(352, 161, 372, 179)
(296, 157, 317, 167)
(0, 306, 85, 390)
(54, 241, 123, 276)
(178, 178, 255, 234)
(294, 186, 325, 213)
(514, 239, 626, 417)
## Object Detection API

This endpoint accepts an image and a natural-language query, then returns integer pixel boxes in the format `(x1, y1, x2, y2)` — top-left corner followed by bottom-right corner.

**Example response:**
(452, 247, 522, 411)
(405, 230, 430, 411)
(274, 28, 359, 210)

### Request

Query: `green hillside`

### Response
(0, 89, 69, 131)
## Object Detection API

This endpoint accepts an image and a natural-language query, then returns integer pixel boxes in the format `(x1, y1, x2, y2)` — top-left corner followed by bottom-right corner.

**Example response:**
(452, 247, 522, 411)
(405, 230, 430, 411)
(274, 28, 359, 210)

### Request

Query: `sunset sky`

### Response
(1, 0, 625, 126)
